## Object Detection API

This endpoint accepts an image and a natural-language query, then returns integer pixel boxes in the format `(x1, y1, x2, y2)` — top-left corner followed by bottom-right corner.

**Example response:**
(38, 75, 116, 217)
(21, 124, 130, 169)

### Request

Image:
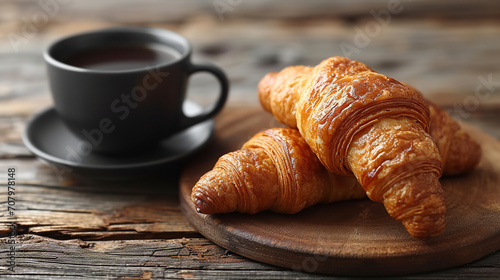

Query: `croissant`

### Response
(190, 105, 480, 214)
(258, 57, 446, 238)
(190, 108, 479, 231)
(191, 128, 366, 215)
(259, 61, 481, 177)
(191, 109, 480, 238)
(427, 102, 481, 175)
(396, 82, 482, 175)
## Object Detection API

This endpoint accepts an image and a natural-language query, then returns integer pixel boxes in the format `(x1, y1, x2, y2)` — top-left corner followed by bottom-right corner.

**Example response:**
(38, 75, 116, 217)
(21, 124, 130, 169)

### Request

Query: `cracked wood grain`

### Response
(0, 235, 275, 279)
(1, 235, 499, 279)
(0, 182, 198, 240)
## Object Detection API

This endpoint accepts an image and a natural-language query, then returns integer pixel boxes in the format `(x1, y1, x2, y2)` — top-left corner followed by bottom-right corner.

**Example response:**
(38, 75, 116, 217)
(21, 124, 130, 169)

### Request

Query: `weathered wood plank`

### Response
(3, 0, 500, 23)
(0, 235, 499, 279)
(1, 19, 500, 108)
(0, 235, 273, 279)
(0, 178, 199, 240)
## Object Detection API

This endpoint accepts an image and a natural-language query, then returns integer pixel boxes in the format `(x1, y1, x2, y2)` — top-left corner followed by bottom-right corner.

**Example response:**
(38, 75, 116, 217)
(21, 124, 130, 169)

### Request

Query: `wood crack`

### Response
(27, 231, 203, 242)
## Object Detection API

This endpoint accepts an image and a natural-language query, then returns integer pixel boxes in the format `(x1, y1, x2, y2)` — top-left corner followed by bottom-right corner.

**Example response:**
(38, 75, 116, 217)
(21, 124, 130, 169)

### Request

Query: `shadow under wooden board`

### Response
(179, 108, 500, 276)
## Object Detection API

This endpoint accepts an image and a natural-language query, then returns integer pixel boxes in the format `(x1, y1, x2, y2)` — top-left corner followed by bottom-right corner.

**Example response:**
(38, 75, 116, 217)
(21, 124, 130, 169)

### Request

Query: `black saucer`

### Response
(22, 101, 215, 178)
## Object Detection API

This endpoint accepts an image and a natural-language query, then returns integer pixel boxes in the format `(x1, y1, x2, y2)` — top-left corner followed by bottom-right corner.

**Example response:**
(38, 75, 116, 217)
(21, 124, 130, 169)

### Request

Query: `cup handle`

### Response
(180, 63, 229, 129)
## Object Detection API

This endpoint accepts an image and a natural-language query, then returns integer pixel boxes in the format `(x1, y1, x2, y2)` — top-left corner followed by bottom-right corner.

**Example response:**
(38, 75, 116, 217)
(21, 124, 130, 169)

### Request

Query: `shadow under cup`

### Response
(44, 26, 228, 155)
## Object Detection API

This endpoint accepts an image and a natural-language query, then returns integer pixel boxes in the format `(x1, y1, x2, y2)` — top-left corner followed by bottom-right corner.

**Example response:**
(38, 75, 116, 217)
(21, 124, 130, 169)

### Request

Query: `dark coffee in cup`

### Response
(64, 44, 181, 71)
(44, 26, 229, 154)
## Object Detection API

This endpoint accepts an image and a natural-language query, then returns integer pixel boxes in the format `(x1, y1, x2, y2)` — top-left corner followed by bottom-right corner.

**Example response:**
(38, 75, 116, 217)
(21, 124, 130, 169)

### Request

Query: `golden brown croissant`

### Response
(258, 57, 445, 238)
(259, 63, 481, 176)
(191, 128, 366, 215)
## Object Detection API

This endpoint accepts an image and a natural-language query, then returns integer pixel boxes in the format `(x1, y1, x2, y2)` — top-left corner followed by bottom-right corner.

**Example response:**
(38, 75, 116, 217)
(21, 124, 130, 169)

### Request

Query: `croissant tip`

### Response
(258, 72, 278, 94)
(193, 198, 213, 214)
(191, 190, 215, 214)
(402, 213, 446, 239)
(443, 133, 482, 175)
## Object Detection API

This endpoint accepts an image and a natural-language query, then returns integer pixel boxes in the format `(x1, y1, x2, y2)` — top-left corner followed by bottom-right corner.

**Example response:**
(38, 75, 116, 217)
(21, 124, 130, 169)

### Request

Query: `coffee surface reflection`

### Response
(64, 44, 181, 71)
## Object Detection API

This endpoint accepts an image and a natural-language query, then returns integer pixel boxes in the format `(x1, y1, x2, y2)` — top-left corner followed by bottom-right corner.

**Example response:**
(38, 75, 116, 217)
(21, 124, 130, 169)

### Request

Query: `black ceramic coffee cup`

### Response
(44, 26, 228, 154)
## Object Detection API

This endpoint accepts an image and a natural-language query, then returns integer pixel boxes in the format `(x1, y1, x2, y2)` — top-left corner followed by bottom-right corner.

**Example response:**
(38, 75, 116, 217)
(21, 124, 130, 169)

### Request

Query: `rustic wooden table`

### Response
(1, 1, 500, 279)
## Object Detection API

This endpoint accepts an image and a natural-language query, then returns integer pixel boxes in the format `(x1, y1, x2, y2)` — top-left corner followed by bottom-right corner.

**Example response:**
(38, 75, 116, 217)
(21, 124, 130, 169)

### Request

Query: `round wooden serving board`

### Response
(179, 107, 500, 276)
